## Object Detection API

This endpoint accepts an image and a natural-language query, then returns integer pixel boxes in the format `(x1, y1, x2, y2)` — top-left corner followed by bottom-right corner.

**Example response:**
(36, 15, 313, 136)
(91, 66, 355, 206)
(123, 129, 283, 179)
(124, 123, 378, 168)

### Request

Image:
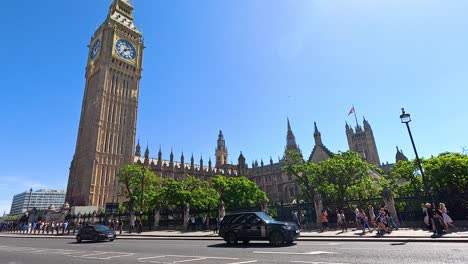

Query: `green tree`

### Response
(382, 160, 424, 197)
(283, 151, 320, 203)
(423, 152, 468, 199)
(317, 151, 379, 206)
(162, 175, 219, 212)
(213, 175, 267, 209)
(284, 150, 380, 207)
(117, 164, 162, 214)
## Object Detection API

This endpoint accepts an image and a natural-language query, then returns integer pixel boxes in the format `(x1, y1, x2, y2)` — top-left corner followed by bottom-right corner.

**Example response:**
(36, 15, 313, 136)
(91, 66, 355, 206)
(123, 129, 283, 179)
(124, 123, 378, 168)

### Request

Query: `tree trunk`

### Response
(313, 192, 323, 228)
(183, 204, 190, 229)
(153, 208, 160, 228)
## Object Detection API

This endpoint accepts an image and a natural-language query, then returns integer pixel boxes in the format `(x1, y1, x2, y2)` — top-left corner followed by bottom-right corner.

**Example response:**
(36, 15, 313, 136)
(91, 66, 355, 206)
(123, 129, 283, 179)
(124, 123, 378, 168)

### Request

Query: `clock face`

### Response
(115, 39, 136, 60)
(90, 39, 101, 59)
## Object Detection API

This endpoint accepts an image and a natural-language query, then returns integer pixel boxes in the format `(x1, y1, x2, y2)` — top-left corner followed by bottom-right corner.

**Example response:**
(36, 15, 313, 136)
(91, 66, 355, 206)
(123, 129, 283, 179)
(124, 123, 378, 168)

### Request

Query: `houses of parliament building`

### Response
(66, 0, 407, 208)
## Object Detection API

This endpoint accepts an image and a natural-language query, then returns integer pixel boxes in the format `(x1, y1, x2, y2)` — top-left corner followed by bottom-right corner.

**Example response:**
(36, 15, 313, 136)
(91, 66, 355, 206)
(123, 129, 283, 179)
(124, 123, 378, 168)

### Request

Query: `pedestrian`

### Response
(423, 203, 433, 230)
(202, 215, 207, 230)
(320, 210, 328, 232)
(213, 216, 219, 234)
(368, 205, 376, 228)
(432, 206, 444, 237)
(354, 207, 362, 231)
(439, 203, 457, 231)
(130, 217, 135, 234)
(190, 215, 196, 231)
(292, 211, 300, 227)
(359, 209, 373, 234)
(336, 209, 343, 232)
(384, 206, 398, 230)
(340, 210, 347, 232)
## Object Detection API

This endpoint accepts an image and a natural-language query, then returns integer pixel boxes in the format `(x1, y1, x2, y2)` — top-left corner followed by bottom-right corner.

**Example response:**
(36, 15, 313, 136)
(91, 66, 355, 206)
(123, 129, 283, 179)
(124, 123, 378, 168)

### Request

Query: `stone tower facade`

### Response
(215, 130, 228, 168)
(66, 0, 144, 207)
(284, 118, 301, 157)
(345, 118, 381, 165)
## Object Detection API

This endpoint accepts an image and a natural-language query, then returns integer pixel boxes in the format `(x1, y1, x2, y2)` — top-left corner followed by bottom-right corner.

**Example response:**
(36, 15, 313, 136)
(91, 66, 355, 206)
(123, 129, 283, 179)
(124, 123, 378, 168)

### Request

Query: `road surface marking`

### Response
(291, 261, 349, 264)
(99, 253, 135, 259)
(81, 251, 112, 257)
(298, 243, 341, 246)
(174, 257, 207, 263)
(253, 251, 334, 255)
(226, 261, 258, 264)
(138, 256, 167, 261)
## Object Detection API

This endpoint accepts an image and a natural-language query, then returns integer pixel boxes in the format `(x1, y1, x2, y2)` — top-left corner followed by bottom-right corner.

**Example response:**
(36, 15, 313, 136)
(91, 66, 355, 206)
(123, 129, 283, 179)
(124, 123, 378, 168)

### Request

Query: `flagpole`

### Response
(353, 105, 359, 128)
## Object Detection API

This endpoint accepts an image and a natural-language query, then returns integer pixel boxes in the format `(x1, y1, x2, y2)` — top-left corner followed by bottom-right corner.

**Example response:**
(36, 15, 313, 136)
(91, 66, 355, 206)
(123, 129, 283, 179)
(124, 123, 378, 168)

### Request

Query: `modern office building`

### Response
(9, 189, 65, 216)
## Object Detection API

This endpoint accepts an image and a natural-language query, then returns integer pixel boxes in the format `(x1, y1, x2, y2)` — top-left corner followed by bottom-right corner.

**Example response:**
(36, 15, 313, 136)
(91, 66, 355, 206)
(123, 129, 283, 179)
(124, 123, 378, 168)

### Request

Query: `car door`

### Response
(229, 214, 248, 238)
(80, 226, 91, 240)
(245, 214, 263, 238)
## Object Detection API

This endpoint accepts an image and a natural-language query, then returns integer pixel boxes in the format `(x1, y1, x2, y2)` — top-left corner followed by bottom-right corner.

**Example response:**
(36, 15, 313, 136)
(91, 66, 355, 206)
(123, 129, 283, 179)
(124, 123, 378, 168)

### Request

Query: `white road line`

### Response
(174, 258, 207, 263)
(226, 261, 258, 264)
(138, 256, 166, 261)
(100, 253, 135, 259)
(291, 261, 349, 264)
(298, 243, 341, 246)
(80, 252, 110, 257)
(253, 251, 334, 255)
(165, 255, 238, 260)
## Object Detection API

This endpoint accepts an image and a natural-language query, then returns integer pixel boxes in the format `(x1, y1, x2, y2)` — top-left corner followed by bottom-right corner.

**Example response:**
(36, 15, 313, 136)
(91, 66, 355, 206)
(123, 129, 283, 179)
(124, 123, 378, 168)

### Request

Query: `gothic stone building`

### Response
(135, 119, 336, 203)
(66, 0, 406, 207)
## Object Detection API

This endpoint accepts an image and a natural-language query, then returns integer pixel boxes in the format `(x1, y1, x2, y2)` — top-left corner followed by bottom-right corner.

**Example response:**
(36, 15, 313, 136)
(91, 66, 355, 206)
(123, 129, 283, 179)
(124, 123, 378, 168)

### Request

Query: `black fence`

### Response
(2, 195, 466, 234)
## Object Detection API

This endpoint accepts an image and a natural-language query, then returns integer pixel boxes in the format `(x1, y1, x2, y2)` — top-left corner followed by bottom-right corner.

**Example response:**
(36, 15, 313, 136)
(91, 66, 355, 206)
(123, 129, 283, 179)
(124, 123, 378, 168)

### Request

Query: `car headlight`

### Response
(282, 225, 294, 230)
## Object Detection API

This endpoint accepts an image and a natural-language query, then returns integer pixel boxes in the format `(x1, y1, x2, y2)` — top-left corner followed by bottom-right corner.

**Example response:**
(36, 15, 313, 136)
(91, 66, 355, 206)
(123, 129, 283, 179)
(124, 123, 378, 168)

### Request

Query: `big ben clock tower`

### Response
(66, 0, 143, 207)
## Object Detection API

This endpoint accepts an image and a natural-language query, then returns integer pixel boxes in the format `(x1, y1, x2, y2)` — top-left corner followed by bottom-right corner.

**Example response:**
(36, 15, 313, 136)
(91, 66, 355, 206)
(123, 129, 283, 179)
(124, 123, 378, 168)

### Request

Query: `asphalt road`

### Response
(0, 237, 466, 264)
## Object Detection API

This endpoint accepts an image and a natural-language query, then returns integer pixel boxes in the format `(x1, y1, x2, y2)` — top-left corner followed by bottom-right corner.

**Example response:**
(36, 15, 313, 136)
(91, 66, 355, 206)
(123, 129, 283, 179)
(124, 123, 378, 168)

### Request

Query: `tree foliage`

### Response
(423, 152, 468, 198)
(117, 165, 162, 213)
(161, 175, 219, 212)
(213, 175, 268, 209)
(284, 150, 380, 206)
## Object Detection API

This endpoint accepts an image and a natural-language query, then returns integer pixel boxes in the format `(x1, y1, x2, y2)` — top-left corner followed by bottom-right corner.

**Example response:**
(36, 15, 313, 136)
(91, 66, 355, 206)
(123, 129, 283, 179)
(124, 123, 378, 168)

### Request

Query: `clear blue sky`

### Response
(1, 0, 468, 214)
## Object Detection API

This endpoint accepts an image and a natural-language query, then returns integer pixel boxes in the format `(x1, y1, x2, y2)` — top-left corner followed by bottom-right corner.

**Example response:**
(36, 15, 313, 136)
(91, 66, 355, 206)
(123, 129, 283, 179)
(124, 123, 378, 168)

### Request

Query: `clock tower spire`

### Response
(66, 0, 144, 208)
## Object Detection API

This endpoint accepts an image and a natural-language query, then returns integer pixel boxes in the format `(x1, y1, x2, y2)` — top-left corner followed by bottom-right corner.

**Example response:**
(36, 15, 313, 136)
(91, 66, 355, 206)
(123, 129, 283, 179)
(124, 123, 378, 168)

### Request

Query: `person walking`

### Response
(354, 207, 362, 231)
(320, 210, 328, 232)
(359, 209, 373, 234)
(368, 205, 376, 228)
(439, 203, 457, 231)
(384, 206, 398, 230)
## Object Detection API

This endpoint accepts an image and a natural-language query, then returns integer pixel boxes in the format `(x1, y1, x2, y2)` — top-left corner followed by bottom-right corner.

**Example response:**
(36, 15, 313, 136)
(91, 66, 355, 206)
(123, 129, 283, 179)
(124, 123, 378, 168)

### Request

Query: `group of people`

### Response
(320, 205, 399, 235)
(423, 202, 456, 237)
(291, 210, 305, 229)
(0, 220, 71, 235)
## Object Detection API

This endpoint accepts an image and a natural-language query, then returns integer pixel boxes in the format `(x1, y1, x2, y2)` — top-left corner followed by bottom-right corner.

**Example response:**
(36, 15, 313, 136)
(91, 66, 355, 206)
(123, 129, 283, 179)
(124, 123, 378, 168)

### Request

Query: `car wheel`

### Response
(269, 231, 284, 247)
(242, 240, 250, 244)
(76, 235, 82, 243)
(109, 239, 114, 242)
(93, 235, 99, 242)
(225, 232, 238, 246)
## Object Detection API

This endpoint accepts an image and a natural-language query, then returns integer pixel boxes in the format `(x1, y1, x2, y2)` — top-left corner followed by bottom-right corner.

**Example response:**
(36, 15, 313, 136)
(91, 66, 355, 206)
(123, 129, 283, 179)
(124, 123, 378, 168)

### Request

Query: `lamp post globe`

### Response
(400, 108, 412, 123)
(399, 108, 428, 196)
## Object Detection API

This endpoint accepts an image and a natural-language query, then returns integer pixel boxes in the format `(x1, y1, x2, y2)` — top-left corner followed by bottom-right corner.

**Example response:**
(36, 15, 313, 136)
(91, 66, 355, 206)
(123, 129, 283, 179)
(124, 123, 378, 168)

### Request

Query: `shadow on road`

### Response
(390, 242, 408, 246)
(67, 241, 113, 245)
(207, 242, 297, 248)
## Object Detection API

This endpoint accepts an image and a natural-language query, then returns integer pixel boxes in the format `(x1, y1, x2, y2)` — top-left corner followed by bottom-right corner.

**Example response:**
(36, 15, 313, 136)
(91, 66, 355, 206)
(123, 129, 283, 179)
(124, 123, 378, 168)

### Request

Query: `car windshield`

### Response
(95, 225, 110, 231)
(255, 212, 276, 222)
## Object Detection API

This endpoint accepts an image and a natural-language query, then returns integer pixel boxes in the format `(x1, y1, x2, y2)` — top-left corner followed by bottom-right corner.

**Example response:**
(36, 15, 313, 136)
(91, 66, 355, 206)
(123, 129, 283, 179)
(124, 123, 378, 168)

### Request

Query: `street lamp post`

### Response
(26, 188, 33, 212)
(400, 108, 428, 196)
(140, 167, 144, 233)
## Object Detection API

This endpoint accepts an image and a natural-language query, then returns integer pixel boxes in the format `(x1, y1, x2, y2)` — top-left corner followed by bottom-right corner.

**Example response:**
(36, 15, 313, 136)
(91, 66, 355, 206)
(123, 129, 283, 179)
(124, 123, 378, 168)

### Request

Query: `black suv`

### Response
(219, 212, 300, 246)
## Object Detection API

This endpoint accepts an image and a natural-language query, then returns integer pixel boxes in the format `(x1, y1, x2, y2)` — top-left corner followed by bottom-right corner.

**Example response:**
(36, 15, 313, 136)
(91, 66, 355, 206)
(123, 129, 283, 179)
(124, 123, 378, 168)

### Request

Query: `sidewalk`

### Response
(2, 228, 467, 242)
